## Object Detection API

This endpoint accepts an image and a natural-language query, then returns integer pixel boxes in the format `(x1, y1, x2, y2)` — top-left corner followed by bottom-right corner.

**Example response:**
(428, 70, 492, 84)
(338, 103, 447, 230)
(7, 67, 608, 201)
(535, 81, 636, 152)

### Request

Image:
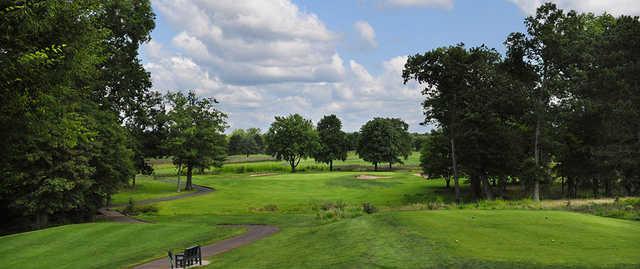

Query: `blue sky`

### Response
(140, 0, 638, 132)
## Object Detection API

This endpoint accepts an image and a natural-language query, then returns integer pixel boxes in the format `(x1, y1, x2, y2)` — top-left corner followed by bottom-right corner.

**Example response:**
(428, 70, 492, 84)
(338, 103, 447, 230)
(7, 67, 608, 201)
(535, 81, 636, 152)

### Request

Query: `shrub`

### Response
(362, 202, 377, 214)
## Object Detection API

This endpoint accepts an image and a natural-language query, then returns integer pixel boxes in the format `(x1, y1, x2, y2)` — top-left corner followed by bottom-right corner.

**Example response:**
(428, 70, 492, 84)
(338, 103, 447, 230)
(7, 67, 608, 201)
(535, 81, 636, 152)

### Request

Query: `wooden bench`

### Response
(168, 245, 202, 268)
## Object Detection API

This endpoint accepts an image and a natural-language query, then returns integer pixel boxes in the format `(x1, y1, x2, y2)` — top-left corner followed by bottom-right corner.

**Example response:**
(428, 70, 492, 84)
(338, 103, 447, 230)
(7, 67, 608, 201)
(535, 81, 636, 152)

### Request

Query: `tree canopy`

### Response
(357, 118, 412, 171)
(164, 91, 227, 191)
(265, 114, 319, 172)
(314, 115, 348, 171)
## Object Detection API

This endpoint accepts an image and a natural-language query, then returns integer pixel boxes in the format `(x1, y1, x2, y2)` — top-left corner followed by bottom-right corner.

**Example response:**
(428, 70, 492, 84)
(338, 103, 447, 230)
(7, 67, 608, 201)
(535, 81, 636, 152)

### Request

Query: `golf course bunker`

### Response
(356, 174, 391, 180)
(249, 173, 277, 177)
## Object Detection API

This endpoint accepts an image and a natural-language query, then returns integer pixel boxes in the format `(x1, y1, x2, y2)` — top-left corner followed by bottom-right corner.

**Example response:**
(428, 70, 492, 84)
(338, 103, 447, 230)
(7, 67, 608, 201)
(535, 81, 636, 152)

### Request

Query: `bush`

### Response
(121, 199, 158, 216)
(362, 202, 377, 214)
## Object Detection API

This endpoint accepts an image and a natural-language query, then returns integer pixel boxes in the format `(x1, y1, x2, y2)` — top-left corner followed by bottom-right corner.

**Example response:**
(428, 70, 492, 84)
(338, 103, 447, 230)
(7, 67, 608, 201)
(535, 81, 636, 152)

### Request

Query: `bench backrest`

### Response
(184, 246, 201, 258)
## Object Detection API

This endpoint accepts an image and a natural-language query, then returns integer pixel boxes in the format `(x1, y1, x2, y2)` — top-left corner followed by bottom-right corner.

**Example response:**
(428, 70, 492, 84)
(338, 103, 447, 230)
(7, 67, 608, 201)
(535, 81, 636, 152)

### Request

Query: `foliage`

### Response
(164, 91, 228, 190)
(313, 115, 348, 171)
(356, 118, 412, 170)
(265, 114, 320, 172)
(0, 0, 152, 231)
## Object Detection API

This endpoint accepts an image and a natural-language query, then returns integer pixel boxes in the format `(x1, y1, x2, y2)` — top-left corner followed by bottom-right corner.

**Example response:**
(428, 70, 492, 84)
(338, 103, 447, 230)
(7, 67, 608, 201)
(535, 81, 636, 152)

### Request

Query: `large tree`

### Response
(314, 115, 348, 171)
(265, 114, 319, 172)
(357, 118, 411, 171)
(0, 0, 149, 230)
(165, 91, 227, 191)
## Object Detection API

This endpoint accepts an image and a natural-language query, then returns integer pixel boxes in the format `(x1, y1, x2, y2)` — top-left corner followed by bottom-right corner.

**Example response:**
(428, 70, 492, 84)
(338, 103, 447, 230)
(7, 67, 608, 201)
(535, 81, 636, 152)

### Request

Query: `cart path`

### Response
(132, 225, 280, 269)
(95, 182, 279, 268)
(96, 183, 213, 223)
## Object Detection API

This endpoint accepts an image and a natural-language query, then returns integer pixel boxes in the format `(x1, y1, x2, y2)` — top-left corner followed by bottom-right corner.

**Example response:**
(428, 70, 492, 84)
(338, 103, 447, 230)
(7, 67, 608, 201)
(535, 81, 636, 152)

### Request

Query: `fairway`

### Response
(2, 170, 640, 268)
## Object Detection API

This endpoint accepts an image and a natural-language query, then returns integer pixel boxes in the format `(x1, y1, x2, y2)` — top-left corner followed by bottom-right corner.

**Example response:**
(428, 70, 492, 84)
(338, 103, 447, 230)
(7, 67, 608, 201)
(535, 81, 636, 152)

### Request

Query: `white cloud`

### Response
(354, 20, 378, 48)
(508, 0, 640, 16)
(144, 0, 428, 132)
(153, 0, 343, 85)
(384, 0, 453, 9)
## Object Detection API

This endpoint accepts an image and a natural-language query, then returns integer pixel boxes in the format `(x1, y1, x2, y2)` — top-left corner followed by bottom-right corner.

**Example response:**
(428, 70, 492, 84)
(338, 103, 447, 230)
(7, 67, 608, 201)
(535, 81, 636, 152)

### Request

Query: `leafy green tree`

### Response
(345, 132, 360, 151)
(314, 115, 348, 171)
(165, 91, 227, 191)
(357, 118, 411, 171)
(403, 44, 470, 202)
(265, 114, 319, 172)
(0, 0, 140, 230)
(420, 130, 451, 187)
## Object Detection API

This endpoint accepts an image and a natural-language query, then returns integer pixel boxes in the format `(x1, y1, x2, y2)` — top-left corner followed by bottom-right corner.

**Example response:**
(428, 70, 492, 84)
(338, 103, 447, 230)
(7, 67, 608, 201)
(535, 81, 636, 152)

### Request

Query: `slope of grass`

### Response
(0, 222, 244, 269)
(207, 210, 640, 269)
(150, 172, 438, 217)
(111, 177, 193, 205)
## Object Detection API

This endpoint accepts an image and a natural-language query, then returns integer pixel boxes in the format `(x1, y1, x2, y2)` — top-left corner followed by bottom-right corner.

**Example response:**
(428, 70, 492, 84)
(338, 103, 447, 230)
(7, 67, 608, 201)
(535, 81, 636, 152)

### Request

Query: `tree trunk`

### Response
(185, 164, 193, 191)
(374, 162, 378, 171)
(481, 174, 494, 200)
(177, 163, 182, 193)
(450, 138, 460, 203)
(561, 177, 565, 197)
(592, 177, 599, 198)
(389, 162, 392, 169)
(470, 174, 482, 200)
(445, 176, 451, 188)
(533, 116, 541, 202)
(329, 160, 333, 171)
(132, 174, 136, 187)
(36, 212, 49, 229)
(290, 159, 296, 173)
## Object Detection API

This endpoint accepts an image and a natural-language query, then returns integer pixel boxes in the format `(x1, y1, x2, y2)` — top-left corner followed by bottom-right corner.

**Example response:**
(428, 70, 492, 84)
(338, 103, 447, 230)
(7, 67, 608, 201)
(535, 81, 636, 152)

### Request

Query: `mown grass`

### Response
(3, 156, 640, 268)
(0, 222, 244, 269)
(152, 151, 421, 176)
(111, 176, 193, 205)
(206, 210, 640, 269)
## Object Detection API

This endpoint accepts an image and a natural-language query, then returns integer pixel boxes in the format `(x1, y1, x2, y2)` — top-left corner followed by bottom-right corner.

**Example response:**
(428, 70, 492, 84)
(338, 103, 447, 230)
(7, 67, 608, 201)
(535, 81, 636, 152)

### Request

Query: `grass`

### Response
(206, 210, 640, 268)
(152, 151, 421, 176)
(2, 152, 640, 268)
(111, 176, 193, 205)
(0, 222, 244, 269)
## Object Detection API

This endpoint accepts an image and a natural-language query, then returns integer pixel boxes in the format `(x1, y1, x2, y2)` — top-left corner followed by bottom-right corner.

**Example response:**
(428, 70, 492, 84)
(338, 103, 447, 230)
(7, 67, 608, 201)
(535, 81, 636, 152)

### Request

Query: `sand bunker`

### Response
(249, 173, 277, 177)
(356, 174, 391, 180)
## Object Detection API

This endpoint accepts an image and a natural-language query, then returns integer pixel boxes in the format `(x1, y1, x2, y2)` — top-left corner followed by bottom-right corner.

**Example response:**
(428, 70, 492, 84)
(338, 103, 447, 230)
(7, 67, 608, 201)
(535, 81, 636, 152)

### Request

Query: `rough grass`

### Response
(0, 222, 244, 269)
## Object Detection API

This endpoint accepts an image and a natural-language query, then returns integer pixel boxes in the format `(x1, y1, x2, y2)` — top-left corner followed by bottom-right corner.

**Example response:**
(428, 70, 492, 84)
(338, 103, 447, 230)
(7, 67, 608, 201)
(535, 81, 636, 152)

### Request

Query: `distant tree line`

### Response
(404, 3, 640, 202)
(262, 114, 413, 172)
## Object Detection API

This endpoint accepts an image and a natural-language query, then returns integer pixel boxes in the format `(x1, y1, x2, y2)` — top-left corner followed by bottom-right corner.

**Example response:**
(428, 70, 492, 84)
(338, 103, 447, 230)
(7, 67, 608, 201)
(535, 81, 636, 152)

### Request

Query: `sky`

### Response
(140, 0, 640, 133)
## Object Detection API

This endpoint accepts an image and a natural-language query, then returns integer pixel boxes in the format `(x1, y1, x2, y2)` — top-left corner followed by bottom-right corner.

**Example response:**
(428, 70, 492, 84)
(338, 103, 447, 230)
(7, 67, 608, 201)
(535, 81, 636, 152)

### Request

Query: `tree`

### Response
(165, 91, 227, 191)
(265, 114, 319, 172)
(403, 44, 470, 202)
(345, 132, 360, 151)
(314, 115, 348, 171)
(0, 0, 145, 230)
(420, 130, 451, 187)
(357, 118, 411, 171)
(228, 128, 262, 157)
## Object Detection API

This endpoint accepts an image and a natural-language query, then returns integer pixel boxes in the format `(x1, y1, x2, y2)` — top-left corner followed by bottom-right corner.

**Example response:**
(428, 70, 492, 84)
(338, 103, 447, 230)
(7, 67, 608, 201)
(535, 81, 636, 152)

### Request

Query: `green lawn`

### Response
(111, 176, 194, 205)
(207, 210, 640, 268)
(2, 164, 640, 268)
(152, 151, 421, 175)
(0, 222, 244, 269)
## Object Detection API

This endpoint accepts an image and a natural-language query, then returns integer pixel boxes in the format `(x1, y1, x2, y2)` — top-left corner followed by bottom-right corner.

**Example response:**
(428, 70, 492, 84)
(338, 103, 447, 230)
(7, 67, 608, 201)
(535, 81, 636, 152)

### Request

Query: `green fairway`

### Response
(0, 222, 244, 269)
(207, 210, 640, 269)
(111, 177, 193, 205)
(3, 169, 639, 268)
(152, 152, 421, 175)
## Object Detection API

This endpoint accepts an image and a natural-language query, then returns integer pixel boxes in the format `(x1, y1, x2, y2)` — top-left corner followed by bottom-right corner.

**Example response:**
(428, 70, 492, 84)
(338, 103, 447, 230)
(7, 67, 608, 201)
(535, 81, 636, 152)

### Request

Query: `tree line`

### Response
(405, 3, 640, 202)
(263, 114, 413, 172)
